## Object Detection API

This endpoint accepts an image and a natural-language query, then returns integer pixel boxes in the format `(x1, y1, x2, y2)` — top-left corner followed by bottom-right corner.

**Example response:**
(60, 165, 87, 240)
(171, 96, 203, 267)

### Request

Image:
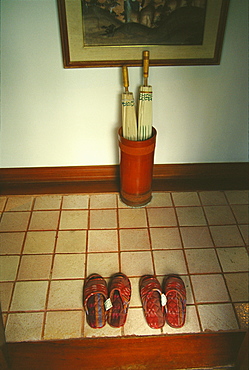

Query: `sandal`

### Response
(83, 273, 108, 329)
(107, 273, 131, 328)
(162, 275, 186, 328)
(139, 275, 165, 329)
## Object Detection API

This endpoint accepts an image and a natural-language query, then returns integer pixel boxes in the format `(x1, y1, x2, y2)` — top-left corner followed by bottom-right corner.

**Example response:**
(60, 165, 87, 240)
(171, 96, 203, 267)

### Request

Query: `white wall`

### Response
(0, 0, 248, 168)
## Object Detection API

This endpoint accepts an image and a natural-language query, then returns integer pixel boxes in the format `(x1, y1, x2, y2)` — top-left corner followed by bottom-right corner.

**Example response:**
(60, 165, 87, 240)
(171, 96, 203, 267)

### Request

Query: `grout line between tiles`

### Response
(224, 192, 248, 250)
(40, 196, 63, 340)
(145, 207, 156, 276)
(116, 197, 122, 273)
(6, 197, 36, 319)
(198, 191, 242, 330)
(81, 195, 91, 337)
(1, 191, 248, 341)
(172, 192, 203, 333)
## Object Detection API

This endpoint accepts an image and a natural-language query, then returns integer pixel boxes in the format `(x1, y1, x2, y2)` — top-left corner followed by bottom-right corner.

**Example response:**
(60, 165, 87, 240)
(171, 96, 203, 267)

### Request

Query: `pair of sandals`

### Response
(83, 272, 131, 329)
(83, 273, 186, 330)
(140, 275, 186, 329)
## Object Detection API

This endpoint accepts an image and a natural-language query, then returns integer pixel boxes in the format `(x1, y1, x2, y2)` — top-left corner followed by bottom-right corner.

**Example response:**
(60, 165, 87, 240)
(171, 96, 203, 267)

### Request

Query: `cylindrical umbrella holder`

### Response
(118, 127, 157, 207)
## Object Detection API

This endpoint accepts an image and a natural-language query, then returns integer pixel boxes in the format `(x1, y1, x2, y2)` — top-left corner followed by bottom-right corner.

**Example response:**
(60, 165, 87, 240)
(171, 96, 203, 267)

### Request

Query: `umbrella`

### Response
(138, 51, 153, 141)
(121, 65, 137, 141)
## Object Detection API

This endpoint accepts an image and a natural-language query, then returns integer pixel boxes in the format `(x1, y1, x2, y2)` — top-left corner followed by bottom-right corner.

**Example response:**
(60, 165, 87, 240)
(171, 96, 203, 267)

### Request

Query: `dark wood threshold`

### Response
(4, 331, 247, 370)
(0, 163, 248, 195)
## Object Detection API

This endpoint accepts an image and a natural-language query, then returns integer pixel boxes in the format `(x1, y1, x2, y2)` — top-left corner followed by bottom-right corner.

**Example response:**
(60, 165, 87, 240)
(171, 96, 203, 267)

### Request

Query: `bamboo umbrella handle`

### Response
(143, 50, 149, 86)
(122, 66, 129, 93)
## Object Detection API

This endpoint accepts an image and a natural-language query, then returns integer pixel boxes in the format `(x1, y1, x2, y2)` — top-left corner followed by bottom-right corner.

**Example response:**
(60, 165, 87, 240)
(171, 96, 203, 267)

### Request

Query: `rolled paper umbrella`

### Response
(138, 50, 153, 141)
(121, 65, 137, 141)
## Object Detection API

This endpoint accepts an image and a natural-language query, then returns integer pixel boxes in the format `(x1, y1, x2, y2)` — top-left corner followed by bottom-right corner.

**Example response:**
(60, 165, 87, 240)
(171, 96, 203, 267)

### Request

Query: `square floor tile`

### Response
(29, 211, 60, 230)
(129, 277, 141, 307)
(181, 275, 194, 305)
(120, 229, 150, 251)
(176, 207, 206, 226)
(62, 195, 89, 209)
(0, 212, 30, 232)
(121, 251, 153, 277)
(90, 210, 117, 229)
(0, 282, 14, 311)
(153, 250, 187, 275)
(0, 256, 20, 281)
(163, 306, 200, 334)
(0, 197, 7, 212)
(56, 230, 87, 253)
(60, 210, 88, 230)
(47, 280, 83, 310)
(185, 249, 221, 274)
(5, 196, 33, 212)
(198, 303, 238, 331)
(118, 208, 147, 228)
(88, 230, 118, 252)
(10, 281, 48, 311)
(204, 206, 236, 225)
(123, 307, 161, 336)
(52, 254, 85, 279)
(23, 231, 56, 254)
(239, 225, 249, 246)
(172, 192, 200, 206)
(89, 194, 117, 209)
(44, 310, 82, 340)
(224, 273, 249, 301)
(0, 232, 25, 254)
(225, 190, 249, 205)
(191, 274, 230, 303)
(150, 227, 182, 250)
(231, 205, 248, 224)
(199, 191, 228, 206)
(84, 319, 122, 338)
(210, 225, 245, 247)
(34, 195, 62, 210)
(5, 312, 44, 342)
(87, 252, 119, 278)
(234, 303, 249, 329)
(18, 255, 52, 280)
(146, 192, 172, 207)
(217, 247, 249, 272)
(147, 208, 177, 227)
(180, 227, 213, 248)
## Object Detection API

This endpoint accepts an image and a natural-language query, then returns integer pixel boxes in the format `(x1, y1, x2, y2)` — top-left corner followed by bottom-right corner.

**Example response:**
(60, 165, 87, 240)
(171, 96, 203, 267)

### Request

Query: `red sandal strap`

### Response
(163, 276, 186, 328)
(109, 273, 131, 306)
(140, 275, 165, 329)
(83, 274, 108, 312)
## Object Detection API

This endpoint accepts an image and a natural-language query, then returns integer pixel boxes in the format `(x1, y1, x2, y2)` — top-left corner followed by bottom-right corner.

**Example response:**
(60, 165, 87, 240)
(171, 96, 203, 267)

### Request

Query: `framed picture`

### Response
(57, 0, 229, 68)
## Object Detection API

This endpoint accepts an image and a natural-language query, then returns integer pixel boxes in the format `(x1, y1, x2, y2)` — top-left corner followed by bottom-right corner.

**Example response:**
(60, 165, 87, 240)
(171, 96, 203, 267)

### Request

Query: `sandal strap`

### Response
(140, 276, 165, 328)
(164, 278, 186, 300)
(163, 276, 186, 328)
(140, 276, 162, 302)
(109, 273, 131, 306)
(83, 274, 108, 312)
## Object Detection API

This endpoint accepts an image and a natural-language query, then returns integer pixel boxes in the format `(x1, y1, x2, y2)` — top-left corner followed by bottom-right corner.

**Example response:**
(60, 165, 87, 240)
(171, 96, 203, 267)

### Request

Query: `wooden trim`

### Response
(6, 331, 246, 370)
(235, 330, 248, 370)
(0, 162, 248, 195)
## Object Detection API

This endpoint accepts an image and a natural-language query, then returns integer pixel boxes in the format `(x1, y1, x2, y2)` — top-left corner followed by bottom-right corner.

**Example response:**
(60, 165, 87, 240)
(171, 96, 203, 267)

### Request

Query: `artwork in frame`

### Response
(57, 0, 229, 68)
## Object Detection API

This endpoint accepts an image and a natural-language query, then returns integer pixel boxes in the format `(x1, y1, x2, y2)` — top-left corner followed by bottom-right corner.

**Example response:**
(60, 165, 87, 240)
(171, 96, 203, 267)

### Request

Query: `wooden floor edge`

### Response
(0, 162, 248, 195)
(4, 331, 247, 370)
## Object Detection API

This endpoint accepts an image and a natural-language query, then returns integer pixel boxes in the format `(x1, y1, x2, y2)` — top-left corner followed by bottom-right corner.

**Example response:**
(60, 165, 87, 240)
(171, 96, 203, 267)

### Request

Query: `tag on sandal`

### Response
(161, 293, 167, 307)
(104, 298, 113, 311)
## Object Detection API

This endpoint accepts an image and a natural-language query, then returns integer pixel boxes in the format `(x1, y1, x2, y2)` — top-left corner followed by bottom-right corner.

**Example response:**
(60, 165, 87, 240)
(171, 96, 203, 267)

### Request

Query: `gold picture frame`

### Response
(57, 0, 229, 68)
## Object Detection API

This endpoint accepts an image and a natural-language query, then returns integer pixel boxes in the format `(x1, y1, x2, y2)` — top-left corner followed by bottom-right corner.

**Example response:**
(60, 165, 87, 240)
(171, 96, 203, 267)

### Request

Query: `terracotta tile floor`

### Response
(0, 191, 248, 342)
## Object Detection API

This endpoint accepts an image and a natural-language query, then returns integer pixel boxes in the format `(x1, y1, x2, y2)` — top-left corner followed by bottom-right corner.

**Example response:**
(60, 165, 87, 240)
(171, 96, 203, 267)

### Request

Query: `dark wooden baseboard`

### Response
(0, 162, 248, 195)
(4, 331, 247, 370)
